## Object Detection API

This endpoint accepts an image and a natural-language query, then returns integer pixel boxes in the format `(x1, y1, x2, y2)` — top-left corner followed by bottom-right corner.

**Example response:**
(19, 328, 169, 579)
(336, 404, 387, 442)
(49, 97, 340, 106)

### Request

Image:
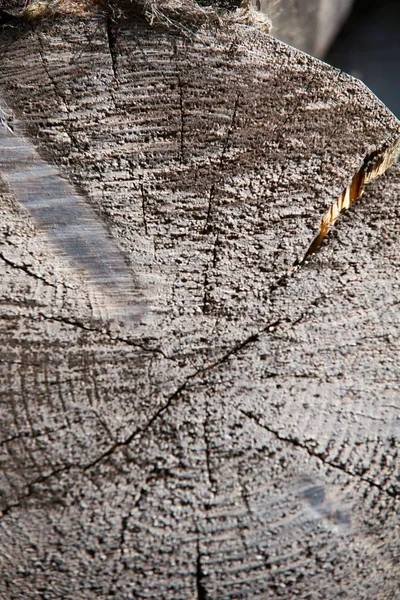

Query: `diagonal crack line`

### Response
(0, 318, 285, 515)
(82, 378, 190, 470)
(0, 424, 68, 446)
(0, 464, 73, 518)
(0, 251, 60, 288)
(83, 319, 281, 470)
(33, 312, 175, 361)
(34, 28, 70, 112)
(240, 409, 399, 500)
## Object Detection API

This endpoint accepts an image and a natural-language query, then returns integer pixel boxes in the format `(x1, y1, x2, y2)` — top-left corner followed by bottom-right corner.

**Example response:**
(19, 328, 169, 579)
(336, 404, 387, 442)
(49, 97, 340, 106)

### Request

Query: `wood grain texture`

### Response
(0, 9, 399, 600)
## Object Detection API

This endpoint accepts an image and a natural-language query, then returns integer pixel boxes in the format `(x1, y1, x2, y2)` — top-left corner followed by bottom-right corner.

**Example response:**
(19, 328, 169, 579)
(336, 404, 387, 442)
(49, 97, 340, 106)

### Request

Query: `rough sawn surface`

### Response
(0, 10, 399, 600)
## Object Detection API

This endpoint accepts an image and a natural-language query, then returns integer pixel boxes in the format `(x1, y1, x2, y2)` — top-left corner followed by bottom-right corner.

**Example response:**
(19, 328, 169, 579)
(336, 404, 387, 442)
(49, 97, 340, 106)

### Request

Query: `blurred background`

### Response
(326, 0, 400, 118)
(262, 0, 400, 118)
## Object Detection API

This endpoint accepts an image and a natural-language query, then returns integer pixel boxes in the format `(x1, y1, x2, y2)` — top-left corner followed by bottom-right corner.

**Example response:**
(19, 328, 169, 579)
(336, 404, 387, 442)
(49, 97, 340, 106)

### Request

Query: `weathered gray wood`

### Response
(0, 5, 399, 599)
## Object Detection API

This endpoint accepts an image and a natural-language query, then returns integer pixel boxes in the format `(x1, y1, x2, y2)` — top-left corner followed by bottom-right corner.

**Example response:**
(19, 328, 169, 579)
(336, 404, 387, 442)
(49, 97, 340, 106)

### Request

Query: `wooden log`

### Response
(0, 3, 399, 599)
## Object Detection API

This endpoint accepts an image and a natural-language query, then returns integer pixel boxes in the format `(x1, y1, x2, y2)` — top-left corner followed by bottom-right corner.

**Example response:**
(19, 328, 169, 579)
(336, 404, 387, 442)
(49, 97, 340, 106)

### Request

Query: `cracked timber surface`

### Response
(0, 9, 400, 600)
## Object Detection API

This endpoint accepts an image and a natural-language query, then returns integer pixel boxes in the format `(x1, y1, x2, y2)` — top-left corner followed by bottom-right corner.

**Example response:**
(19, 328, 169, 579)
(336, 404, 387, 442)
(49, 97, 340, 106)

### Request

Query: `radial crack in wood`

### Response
(0, 6, 400, 600)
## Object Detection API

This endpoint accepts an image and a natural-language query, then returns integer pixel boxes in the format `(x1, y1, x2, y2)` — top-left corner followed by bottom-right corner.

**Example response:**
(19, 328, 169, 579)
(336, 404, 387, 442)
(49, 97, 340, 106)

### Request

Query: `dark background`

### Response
(326, 0, 400, 117)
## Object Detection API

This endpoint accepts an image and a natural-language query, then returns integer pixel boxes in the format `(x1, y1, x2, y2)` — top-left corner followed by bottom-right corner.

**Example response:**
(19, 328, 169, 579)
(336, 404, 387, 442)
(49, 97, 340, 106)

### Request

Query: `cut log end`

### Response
(1, 8, 400, 600)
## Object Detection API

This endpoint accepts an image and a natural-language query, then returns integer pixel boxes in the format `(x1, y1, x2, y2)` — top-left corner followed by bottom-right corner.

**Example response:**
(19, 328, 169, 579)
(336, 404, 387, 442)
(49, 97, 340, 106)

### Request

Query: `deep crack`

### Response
(240, 409, 399, 501)
(196, 539, 208, 600)
(0, 251, 60, 288)
(106, 15, 118, 79)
